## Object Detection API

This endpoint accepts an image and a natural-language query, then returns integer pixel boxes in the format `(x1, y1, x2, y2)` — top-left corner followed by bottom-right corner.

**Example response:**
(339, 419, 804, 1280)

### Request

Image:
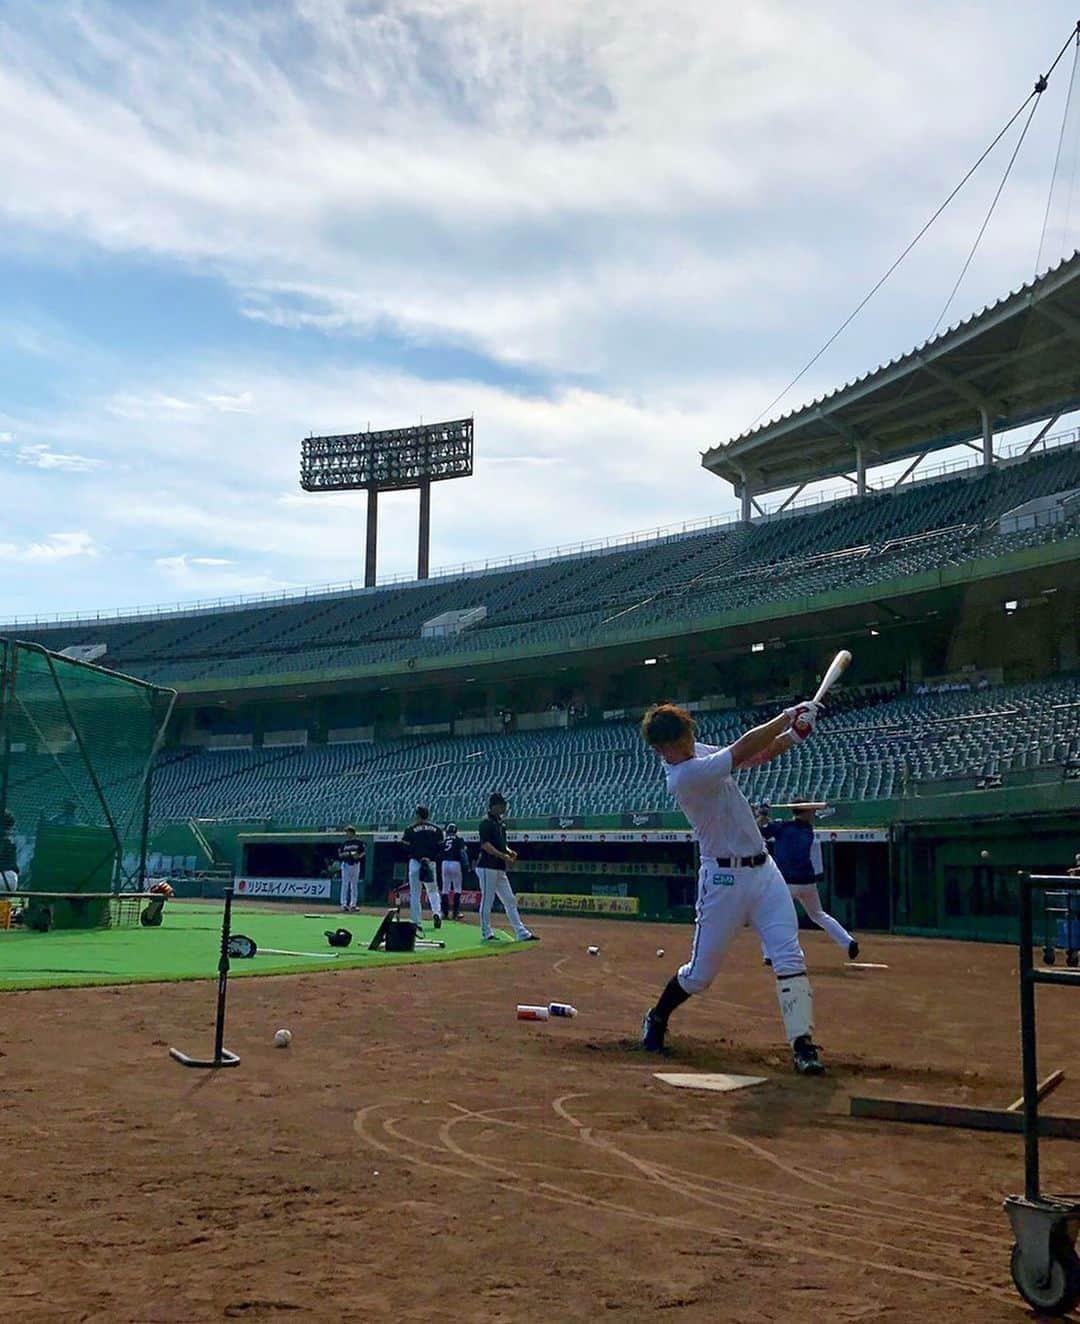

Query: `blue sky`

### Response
(2, 0, 1080, 619)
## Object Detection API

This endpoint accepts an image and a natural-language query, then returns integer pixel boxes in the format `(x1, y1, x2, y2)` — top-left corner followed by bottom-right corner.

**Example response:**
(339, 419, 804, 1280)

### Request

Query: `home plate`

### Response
(654, 1072, 766, 1094)
(846, 962, 889, 970)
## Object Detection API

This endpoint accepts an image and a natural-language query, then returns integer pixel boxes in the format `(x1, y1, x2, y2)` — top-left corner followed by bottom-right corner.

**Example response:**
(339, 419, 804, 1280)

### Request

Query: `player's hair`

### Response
(488, 791, 507, 808)
(415, 806, 429, 820)
(641, 703, 694, 747)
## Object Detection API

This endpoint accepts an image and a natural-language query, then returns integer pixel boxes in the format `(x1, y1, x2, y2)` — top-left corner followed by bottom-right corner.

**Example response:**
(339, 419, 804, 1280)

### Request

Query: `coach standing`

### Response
(337, 826, 364, 913)
(402, 806, 444, 932)
(761, 803, 858, 960)
(476, 792, 537, 943)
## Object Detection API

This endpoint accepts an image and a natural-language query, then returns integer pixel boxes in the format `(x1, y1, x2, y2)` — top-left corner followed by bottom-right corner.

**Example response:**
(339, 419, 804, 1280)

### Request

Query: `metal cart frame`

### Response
(1004, 874, 1080, 1315)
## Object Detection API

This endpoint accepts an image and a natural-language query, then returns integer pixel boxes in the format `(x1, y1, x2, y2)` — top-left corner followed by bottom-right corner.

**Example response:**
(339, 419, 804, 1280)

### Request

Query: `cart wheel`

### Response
(1043, 947, 1057, 966)
(1067, 950, 1079, 969)
(1010, 1242, 1080, 1315)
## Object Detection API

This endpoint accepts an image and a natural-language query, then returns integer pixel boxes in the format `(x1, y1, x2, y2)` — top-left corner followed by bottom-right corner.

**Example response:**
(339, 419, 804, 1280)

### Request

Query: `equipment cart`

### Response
(1004, 874, 1080, 1315)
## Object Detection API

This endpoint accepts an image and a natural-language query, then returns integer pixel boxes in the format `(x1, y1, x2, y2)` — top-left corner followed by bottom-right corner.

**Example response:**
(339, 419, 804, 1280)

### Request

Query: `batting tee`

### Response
(0, 639, 175, 924)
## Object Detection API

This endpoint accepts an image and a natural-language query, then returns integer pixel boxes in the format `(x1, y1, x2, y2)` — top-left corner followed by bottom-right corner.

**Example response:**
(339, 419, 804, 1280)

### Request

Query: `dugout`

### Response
(369, 826, 890, 924)
(236, 829, 376, 904)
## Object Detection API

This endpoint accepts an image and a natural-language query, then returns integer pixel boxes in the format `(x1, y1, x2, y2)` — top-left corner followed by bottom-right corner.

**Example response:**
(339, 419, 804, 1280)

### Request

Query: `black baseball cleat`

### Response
(433, 914, 442, 930)
(792, 1035, 826, 1076)
(640, 1009, 668, 1053)
(847, 939, 859, 960)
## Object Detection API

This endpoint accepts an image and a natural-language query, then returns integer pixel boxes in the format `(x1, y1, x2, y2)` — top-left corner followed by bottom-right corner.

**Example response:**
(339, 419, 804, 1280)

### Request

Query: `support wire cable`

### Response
(742, 21, 1080, 438)
(931, 93, 1043, 336)
(1035, 28, 1080, 273)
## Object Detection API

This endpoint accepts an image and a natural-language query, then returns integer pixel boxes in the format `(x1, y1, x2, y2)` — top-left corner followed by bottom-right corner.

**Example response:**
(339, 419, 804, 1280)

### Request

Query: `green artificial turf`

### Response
(0, 902, 522, 990)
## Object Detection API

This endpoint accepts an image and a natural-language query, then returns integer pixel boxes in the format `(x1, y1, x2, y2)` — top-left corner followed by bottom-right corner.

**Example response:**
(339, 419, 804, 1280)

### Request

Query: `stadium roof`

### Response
(703, 251, 1080, 497)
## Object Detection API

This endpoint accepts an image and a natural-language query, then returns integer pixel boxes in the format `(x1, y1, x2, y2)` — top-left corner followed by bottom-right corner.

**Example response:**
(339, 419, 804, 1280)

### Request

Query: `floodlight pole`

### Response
(300, 418, 473, 588)
(365, 487, 379, 588)
(418, 480, 431, 580)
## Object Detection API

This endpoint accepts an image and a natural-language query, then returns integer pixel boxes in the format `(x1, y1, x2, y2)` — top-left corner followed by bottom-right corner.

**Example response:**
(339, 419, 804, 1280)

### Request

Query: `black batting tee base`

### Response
(168, 885, 240, 1070)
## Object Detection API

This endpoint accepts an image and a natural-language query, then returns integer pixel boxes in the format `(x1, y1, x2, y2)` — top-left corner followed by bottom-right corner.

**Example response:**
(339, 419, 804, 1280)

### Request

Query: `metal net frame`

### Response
(0, 639, 176, 894)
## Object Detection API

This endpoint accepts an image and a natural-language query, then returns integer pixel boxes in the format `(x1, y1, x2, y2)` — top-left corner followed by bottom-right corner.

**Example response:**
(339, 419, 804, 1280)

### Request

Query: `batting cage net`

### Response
(0, 639, 176, 897)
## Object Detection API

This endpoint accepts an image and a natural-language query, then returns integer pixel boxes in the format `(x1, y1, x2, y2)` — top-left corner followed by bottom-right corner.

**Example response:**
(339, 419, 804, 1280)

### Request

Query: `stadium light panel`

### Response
(300, 418, 473, 493)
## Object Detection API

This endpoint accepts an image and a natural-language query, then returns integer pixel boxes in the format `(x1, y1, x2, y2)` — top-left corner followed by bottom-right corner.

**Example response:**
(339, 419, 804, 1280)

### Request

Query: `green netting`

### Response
(0, 640, 175, 892)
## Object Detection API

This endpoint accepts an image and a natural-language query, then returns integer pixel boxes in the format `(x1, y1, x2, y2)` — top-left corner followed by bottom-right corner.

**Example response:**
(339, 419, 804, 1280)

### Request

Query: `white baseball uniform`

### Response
(340, 862, 360, 910)
(338, 836, 364, 910)
(668, 744, 807, 989)
(407, 858, 443, 925)
(440, 861, 463, 894)
(477, 868, 530, 941)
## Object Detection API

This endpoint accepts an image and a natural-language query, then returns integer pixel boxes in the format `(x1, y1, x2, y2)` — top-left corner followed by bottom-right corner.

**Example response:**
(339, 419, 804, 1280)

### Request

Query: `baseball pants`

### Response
(440, 861, 463, 894)
(477, 866, 531, 940)
(408, 858, 442, 926)
(788, 883, 855, 951)
(678, 855, 805, 994)
(340, 862, 360, 910)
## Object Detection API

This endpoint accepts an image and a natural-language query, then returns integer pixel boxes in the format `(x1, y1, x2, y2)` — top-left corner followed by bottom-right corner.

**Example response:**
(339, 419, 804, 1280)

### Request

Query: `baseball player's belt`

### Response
(713, 853, 768, 868)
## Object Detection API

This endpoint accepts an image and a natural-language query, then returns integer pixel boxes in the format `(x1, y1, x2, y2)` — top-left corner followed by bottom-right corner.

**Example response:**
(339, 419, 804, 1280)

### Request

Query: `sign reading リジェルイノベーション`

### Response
(234, 877, 332, 899)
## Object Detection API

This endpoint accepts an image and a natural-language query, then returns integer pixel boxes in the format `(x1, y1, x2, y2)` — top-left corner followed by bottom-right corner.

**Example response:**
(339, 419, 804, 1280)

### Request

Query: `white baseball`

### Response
(656, 948, 665, 958)
(587, 945, 599, 956)
(274, 1028, 292, 1048)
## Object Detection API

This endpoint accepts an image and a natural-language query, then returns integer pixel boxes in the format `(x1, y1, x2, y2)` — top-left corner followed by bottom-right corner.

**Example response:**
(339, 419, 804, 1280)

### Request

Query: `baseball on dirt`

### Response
(587, 945, 600, 956)
(656, 948, 665, 957)
(274, 1028, 293, 1048)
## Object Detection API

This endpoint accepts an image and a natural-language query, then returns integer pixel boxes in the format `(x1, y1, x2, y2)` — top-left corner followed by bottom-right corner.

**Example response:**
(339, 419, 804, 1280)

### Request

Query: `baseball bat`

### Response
(812, 649, 851, 705)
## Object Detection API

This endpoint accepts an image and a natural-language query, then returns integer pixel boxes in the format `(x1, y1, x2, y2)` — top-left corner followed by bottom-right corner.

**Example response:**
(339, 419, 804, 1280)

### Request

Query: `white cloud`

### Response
(152, 551, 292, 597)
(0, 1, 1074, 394)
(1, 1, 1078, 617)
(12, 443, 101, 472)
(0, 531, 99, 564)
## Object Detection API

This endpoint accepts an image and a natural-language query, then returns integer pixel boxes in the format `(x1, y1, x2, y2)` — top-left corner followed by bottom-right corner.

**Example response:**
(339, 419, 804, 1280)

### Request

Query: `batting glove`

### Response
(788, 700, 820, 743)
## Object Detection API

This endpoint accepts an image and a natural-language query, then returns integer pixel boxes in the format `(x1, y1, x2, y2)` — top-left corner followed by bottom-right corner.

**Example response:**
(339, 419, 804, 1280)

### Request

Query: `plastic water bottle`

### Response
(548, 1002, 578, 1018)
(517, 1005, 549, 1021)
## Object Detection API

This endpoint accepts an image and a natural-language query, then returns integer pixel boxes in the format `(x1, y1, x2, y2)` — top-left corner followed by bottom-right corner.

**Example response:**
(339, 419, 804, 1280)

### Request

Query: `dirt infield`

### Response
(1, 916, 1076, 1322)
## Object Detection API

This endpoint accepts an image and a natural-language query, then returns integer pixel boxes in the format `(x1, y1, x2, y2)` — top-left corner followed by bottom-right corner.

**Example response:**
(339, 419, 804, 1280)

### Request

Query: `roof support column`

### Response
(740, 483, 752, 523)
(855, 443, 867, 496)
(980, 406, 994, 469)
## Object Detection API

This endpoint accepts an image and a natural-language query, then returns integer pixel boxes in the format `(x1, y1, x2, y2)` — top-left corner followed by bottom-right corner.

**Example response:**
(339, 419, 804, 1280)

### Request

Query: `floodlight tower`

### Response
(300, 418, 474, 587)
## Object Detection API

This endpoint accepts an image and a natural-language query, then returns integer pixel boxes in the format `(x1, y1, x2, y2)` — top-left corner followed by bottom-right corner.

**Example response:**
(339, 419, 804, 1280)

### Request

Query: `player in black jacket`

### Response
(338, 826, 365, 912)
(476, 792, 536, 942)
(440, 823, 470, 920)
(402, 806, 444, 932)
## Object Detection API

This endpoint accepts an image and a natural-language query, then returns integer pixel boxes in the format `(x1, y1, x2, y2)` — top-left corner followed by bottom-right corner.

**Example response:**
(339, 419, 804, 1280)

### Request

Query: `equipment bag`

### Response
(385, 919, 417, 953)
